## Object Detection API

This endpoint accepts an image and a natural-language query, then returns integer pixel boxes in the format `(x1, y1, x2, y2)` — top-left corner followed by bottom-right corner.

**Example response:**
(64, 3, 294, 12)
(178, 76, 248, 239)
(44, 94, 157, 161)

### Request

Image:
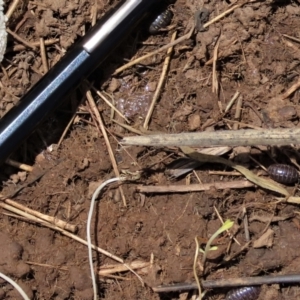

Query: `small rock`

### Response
(188, 114, 201, 130)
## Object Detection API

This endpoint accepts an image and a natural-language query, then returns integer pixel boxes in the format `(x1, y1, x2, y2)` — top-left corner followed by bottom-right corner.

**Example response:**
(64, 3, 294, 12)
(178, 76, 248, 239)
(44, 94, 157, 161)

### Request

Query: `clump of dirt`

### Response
(2, 0, 300, 299)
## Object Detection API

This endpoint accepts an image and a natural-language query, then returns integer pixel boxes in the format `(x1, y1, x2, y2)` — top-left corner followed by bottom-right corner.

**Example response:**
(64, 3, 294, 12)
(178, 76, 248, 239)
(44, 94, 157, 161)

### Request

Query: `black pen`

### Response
(0, 0, 158, 164)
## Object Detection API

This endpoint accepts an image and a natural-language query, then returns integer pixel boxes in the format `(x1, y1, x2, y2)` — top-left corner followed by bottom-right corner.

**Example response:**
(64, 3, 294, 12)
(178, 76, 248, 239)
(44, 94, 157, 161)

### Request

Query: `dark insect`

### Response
(225, 286, 260, 300)
(267, 164, 299, 185)
(149, 9, 173, 34)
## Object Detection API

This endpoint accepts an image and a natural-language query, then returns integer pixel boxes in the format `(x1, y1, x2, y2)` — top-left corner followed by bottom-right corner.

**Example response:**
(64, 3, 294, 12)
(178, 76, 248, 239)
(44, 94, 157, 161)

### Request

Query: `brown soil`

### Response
(2, 0, 300, 299)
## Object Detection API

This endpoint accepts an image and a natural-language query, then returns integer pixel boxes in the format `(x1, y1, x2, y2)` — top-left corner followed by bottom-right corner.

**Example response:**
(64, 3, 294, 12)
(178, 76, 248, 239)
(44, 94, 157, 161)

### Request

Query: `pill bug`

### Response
(149, 9, 173, 34)
(267, 164, 299, 185)
(225, 286, 260, 300)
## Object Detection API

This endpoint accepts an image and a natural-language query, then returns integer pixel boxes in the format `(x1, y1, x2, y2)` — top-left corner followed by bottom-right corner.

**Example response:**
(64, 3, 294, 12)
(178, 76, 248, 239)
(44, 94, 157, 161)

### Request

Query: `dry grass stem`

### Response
(5, 0, 20, 20)
(86, 90, 127, 206)
(6, 28, 36, 50)
(202, 2, 244, 29)
(92, 86, 129, 123)
(57, 113, 77, 147)
(137, 180, 254, 193)
(225, 91, 240, 113)
(143, 31, 177, 129)
(6, 39, 59, 53)
(281, 77, 300, 99)
(4, 198, 77, 232)
(26, 261, 68, 271)
(99, 261, 151, 276)
(112, 119, 143, 135)
(282, 34, 300, 44)
(208, 170, 241, 176)
(5, 158, 33, 172)
(40, 38, 49, 73)
(212, 32, 221, 96)
(113, 26, 194, 75)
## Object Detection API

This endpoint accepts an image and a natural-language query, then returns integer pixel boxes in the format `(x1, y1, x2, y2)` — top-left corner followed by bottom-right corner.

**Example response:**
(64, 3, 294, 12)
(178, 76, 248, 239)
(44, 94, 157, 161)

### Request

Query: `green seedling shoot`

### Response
(200, 219, 234, 266)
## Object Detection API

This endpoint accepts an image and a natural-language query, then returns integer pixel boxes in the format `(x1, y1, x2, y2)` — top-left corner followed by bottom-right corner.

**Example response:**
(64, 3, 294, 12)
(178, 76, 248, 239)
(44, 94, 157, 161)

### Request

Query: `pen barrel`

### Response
(0, 0, 158, 163)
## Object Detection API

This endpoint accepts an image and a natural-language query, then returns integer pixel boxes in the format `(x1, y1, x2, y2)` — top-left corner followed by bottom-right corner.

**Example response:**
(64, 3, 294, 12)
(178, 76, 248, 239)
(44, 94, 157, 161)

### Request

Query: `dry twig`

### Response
(40, 37, 49, 73)
(3, 198, 77, 232)
(5, 158, 33, 172)
(6, 28, 36, 50)
(137, 180, 254, 193)
(5, 0, 20, 20)
(143, 31, 177, 129)
(121, 128, 300, 148)
(86, 89, 127, 206)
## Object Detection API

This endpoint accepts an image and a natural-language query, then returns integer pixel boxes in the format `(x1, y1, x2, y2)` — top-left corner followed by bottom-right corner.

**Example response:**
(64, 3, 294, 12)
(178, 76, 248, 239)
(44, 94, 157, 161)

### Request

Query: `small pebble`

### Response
(188, 114, 201, 131)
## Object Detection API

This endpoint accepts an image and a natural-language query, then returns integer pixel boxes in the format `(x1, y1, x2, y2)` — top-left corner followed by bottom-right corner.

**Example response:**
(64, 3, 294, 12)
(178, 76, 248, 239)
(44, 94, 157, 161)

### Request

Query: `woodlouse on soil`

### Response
(225, 286, 261, 300)
(267, 164, 299, 185)
(149, 9, 173, 34)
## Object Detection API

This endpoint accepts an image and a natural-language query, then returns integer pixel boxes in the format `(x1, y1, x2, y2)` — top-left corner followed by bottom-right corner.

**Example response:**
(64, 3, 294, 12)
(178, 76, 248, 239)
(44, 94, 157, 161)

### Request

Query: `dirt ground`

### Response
(2, 0, 300, 299)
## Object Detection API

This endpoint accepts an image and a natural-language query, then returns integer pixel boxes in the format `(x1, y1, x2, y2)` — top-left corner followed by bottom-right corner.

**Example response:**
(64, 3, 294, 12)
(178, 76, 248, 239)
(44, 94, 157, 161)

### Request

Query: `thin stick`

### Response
(111, 119, 143, 135)
(143, 31, 177, 129)
(203, 3, 243, 30)
(5, 158, 33, 172)
(208, 171, 241, 176)
(99, 261, 151, 276)
(40, 37, 49, 73)
(137, 180, 254, 193)
(58, 93, 86, 148)
(212, 32, 221, 96)
(121, 128, 300, 147)
(6, 28, 36, 50)
(91, 86, 129, 123)
(86, 90, 127, 206)
(282, 34, 300, 44)
(152, 274, 300, 292)
(57, 113, 77, 147)
(87, 178, 121, 300)
(281, 77, 300, 99)
(224, 91, 240, 113)
(113, 26, 195, 75)
(6, 39, 59, 53)
(0, 271, 30, 300)
(26, 261, 68, 271)
(4, 198, 77, 232)
(5, 0, 20, 20)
